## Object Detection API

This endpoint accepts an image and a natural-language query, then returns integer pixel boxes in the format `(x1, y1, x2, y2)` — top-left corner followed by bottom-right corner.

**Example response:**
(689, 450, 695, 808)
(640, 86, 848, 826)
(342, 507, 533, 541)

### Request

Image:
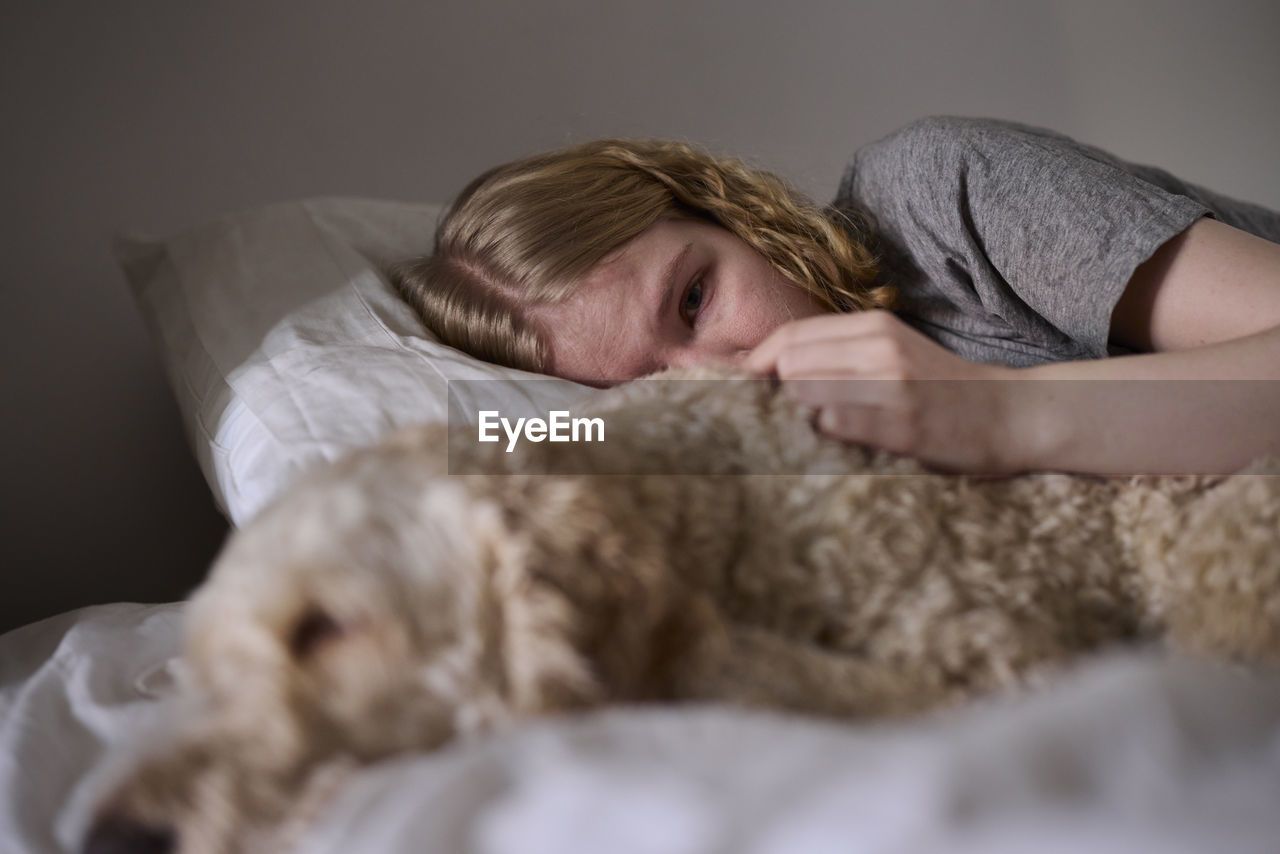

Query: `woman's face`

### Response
(534, 217, 827, 386)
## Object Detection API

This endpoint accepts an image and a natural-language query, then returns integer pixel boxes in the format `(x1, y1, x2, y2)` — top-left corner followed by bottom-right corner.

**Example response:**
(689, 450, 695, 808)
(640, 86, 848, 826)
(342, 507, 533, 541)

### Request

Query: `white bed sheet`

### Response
(4, 605, 1280, 854)
(0, 604, 184, 853)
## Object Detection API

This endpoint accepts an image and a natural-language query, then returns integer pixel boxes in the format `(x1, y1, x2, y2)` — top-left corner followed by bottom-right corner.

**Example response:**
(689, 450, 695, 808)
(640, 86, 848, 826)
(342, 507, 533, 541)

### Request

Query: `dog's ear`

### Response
(418, 480, 605, 718)
(487, 527, 607, 715)
(482, 477, 704, 712)
(423, 476, 704, 718)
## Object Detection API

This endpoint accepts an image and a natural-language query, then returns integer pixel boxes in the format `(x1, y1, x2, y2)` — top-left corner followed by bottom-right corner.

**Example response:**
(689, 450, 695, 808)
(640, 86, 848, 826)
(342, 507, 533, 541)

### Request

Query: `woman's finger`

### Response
(772, 334, 910, 380)
(745, 310, 897, 375)
(815, 402, 910, 453)
(783, 376, 907, 409)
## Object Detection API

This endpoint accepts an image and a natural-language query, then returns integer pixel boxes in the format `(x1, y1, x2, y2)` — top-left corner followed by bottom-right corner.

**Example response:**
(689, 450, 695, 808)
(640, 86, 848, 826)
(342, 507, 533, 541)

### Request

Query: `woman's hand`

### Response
(745, 310, 1026, 474)
(747, 222, 1280, 477)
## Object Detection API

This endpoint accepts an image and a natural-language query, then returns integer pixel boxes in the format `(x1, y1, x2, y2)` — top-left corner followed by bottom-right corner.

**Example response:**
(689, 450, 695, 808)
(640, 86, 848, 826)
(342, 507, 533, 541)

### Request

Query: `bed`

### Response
(3, 197, 1279, 853)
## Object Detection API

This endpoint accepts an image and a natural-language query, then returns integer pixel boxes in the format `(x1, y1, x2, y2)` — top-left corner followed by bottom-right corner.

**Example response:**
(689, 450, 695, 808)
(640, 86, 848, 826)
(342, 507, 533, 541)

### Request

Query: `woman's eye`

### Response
(682, 280, 704, 323)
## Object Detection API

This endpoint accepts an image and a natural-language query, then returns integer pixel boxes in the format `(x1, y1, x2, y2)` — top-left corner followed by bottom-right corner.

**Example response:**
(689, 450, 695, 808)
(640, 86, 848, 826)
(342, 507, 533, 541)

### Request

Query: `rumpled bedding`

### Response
(4, 604, 1280, 854)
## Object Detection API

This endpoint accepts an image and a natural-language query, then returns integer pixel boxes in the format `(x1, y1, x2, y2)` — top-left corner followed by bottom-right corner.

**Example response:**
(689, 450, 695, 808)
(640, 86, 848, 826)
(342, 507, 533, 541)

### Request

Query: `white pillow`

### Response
(117, 197, 594, 526)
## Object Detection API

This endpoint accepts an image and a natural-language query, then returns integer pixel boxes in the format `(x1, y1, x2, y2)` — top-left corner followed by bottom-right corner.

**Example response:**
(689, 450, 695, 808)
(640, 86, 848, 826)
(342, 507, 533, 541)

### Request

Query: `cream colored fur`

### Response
(86, 366, 1280, 854)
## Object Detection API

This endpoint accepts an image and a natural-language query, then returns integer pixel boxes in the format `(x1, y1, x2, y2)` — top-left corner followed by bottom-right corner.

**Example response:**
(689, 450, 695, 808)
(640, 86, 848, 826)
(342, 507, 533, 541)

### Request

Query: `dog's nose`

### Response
(82, 814, 176, 854)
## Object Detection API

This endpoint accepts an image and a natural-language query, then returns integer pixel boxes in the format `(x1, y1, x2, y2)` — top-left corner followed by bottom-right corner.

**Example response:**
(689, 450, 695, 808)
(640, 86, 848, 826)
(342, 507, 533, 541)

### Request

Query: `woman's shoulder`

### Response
(837, 116, 1080, 205)
(859, 115, 1067, 152)
(838, 115, 1279, 245)
(831, 117, 1220, 367)
(833, 116, 1081, 264)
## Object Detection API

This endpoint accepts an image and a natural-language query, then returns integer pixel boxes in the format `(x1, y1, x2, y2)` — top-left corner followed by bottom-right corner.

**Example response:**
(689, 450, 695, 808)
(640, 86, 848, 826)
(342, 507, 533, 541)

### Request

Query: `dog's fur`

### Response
(85, 367, 1280, 854)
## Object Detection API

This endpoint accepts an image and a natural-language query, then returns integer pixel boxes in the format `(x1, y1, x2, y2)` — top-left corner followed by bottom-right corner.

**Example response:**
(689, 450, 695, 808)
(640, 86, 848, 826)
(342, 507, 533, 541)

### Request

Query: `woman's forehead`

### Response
(534, 295, 660, 385)
(529, 227, 697, 383)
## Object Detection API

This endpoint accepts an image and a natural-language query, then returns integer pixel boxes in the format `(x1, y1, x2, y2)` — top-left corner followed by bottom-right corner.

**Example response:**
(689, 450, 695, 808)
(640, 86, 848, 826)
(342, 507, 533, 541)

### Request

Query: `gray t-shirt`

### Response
(832, 116, 1280, 367)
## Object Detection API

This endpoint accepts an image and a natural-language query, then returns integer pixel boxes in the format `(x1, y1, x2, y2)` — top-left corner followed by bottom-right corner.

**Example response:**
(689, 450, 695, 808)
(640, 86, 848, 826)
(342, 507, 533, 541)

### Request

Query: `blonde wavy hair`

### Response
(389, 138, 893, 375)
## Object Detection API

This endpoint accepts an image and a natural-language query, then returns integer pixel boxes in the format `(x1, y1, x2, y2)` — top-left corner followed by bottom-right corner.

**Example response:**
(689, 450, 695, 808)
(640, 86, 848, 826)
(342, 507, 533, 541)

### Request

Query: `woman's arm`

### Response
(1004, 326, 1280, 474)
(1007, 218, 1280, 474)
(747, 219, 1280, 475)
(1111, 218, 1280, 353)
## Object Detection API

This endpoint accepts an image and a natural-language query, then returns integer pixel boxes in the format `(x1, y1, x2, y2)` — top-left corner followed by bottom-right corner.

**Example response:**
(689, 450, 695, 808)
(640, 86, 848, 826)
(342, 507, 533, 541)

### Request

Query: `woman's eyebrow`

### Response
(653, 242, 693, 329)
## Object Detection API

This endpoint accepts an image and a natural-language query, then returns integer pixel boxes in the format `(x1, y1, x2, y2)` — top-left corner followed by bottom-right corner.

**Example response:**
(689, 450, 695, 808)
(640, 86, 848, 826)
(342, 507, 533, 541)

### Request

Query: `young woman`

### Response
(392, 117, 1280, 476)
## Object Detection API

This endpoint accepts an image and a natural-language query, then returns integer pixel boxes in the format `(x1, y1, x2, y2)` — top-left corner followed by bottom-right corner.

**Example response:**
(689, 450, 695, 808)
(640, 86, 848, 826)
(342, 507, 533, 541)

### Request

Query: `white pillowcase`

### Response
(117, 197, 594, 526)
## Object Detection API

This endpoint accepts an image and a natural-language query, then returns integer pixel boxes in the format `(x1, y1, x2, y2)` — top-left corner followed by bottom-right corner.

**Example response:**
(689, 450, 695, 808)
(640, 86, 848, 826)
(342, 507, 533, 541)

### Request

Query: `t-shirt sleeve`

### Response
(839, 117, 1210, 362)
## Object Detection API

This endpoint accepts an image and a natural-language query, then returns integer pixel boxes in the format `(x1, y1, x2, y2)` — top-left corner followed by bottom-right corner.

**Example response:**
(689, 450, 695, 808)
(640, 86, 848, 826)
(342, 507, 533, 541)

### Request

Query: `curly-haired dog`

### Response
(84, 367, 1280, 854)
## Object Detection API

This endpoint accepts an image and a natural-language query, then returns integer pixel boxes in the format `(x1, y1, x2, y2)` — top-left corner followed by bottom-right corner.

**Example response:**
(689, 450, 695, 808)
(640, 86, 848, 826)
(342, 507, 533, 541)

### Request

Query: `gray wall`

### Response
(2, 0, 1278, 634)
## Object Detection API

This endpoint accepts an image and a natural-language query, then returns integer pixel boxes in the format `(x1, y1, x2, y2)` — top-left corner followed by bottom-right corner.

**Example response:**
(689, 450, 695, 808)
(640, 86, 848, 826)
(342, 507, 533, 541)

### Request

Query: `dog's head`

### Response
(83, 431, 630, 854)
